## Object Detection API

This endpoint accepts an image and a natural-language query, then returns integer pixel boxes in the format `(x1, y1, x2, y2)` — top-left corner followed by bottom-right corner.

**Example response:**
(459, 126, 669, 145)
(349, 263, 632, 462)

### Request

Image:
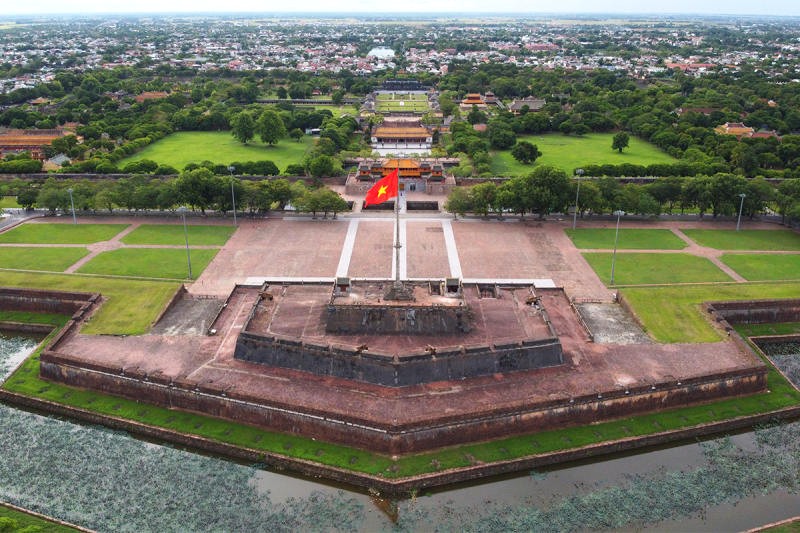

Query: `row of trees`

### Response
(444, 167, 800, 222)
(13, 172, 349, 218)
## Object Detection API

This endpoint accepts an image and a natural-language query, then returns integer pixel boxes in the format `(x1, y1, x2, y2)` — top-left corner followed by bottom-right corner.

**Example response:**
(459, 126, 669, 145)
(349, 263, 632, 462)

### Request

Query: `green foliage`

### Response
(511, 141, 541, 164)
(612, 131, 630, 153)
(230, 111, 256, 144)
(256, 109, 287, 145)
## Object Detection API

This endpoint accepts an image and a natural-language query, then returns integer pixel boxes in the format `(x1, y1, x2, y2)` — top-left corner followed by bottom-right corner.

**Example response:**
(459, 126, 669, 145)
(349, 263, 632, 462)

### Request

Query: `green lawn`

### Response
(0, 271, 177, 335)
(0, 196, 19, 208)
(583, 252, 731, 286)
(0, 503, 78, 532)
(77, 248, 219, 280)
(682, 229, 800, 251)
(119, 131, 314, 170)
(623, 282, 800, 343)
(736, 322, 800, 337)
(565, 228, 687, 250)
(122, 224, 235, 246)
(491, 133, 677, 176)
(0, 310, 69, 327)
(0, 247, 88, 272)
(0, 223, 128, 244)
(720, 254, 800, 281)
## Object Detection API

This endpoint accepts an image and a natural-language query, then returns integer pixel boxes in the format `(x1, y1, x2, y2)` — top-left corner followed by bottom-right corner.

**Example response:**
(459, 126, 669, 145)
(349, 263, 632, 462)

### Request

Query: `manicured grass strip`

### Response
(757, 519, 800, 533)
(0, 223, 128, 244)
(682, 229, 800, 251)
(0, 246, 88, 272)
(0, 503, 78, 532)
(565, 228, 687, 250)
(0, 271, 177, 335)
(4, 340, 798, 480)
(119, 131, 313, 170)
(720, 254, 800, 281)
(737, 322, 800, 337)
(622, 282, 800, 343)
(583, 253, 731, 286)
(77, 248, 218, 280)
(0, 311, 69, 327)
(0, 196, 20, 208)
(122, 224, 235, 246)
(490, 133, 676, 176)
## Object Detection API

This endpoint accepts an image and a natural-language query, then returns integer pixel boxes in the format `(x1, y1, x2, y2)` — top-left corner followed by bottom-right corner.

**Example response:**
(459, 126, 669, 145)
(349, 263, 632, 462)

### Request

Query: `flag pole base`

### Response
(384, 280, 414, 301)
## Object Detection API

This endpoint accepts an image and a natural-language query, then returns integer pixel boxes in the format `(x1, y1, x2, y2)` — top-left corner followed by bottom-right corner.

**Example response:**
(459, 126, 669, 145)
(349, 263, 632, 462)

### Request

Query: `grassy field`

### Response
(682, 229, 800, 251)
(583, 252, 731, 286)
(0, 310, 70, 327)
(0, 271, 177, 334)
(490, 133, 677, 176)
(737, 322, 800, 336)
(623, 282, 800, 343)
(0, 223, 127, 244)
(0, 247, 88, 272)
(77, 248, 219, 279)
(119, 132, 314, 170)
(375, 93, 429, 112)
(720, 254, 800, 281)
(0, 503, 78, 532)
(565, 228, 687, 250)
(122, 224, 235, 246)
(0, 196, 19, 208)
(4, 330, 799, 480)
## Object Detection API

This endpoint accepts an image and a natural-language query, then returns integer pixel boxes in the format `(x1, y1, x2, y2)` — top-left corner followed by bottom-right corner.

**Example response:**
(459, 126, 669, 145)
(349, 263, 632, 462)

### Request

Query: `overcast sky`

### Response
(3, 0, 800, 17)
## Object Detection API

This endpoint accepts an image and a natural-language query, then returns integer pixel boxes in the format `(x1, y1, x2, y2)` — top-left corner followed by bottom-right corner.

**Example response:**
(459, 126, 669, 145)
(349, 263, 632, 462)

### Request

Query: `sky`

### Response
(2, 0, 800, 17)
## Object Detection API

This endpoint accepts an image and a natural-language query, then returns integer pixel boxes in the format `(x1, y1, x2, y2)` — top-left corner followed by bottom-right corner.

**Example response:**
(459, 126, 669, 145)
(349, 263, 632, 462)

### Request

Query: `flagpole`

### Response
(394, 161, 401, 285)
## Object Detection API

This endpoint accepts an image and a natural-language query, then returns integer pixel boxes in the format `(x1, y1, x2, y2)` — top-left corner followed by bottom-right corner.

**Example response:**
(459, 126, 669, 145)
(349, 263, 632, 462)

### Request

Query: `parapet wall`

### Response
(0, 287, 98, 316)
(325, 303, 471, 334)
(234, 332, 563, 387)
(39, 354, 767, 455)
(707, 298, 800, 325)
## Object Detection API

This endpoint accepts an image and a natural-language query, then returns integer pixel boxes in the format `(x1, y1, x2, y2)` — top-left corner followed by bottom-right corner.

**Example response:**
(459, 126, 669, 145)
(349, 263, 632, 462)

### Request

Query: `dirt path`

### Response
(64, 223, 141, 273)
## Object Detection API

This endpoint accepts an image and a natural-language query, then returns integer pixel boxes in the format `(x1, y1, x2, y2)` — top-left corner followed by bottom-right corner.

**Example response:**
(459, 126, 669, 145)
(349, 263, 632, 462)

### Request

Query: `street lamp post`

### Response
(736, 193, 746, 231)
(227, 165, 237, 226)
(572, 168, 584, 230)
(67, 188, 76, 225)
(610, 210, 624, 285)
(179, 207, 192, 280)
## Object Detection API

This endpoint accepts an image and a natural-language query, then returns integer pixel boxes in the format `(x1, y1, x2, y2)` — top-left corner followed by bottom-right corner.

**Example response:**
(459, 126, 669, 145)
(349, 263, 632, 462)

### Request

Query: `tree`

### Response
(467, 105, 487, 125)
(487, 121, 516, 149)
(511, 141, 541, 164)
(289, 128, 304, 142)
(444, 187, 471, 218)
(230, 112, 256, 145)
(256, 110, 287, 145)
(307, 155, 335, 178)
(612, 132, 630, 153)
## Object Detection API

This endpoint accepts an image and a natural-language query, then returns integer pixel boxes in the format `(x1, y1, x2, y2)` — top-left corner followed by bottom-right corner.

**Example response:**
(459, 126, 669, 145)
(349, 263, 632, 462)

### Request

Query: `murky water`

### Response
(1, 332, 800, 532)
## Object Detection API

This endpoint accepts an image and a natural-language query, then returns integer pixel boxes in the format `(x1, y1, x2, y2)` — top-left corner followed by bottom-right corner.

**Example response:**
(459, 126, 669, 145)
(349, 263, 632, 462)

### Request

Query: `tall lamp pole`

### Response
(227, 165, 237, 226)
(573, 168, 584, 230)
(67, 188, 76, 225)
(736, 193, 746, 231)
(179, 207, 192, 280)
(610, 210, 624, 285)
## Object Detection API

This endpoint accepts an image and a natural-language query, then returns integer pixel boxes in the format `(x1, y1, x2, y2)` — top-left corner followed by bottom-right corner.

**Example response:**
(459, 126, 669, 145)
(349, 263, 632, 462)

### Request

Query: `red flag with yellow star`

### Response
(364, 168, 399, 207)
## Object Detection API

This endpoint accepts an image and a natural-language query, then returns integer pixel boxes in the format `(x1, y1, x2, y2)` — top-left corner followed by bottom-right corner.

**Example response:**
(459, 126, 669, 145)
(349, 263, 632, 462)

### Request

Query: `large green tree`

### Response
(230, 111, 256, 144)
(511, 141, 541, 164)
(612, 131, 630, 153)
(256, 110, 287, 145)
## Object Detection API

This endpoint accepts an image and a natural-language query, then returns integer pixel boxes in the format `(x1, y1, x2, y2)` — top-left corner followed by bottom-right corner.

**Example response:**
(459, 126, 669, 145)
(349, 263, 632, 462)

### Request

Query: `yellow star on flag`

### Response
(377, 185, 388, 197)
